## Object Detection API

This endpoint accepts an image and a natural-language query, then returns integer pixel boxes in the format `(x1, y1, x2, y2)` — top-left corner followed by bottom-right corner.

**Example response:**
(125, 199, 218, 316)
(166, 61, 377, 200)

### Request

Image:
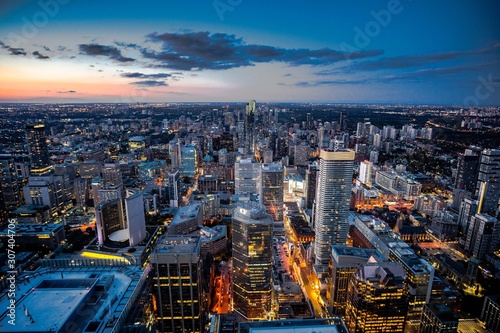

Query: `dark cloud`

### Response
(283, 73, 293, 77)
(130, 80, 168, 87)
(57, 90, 77, 93)
(115, 41, 140, 49)
(121, 72, 171, 79)
(32, 51, 49, 59)
(379, 60, 500, 81)
(142, 31, 382, 71)
(79, 43, 135, 62)
(0, 41, 27, 56)
(279, 79, 366, 87)
(349, 44, 500, 71)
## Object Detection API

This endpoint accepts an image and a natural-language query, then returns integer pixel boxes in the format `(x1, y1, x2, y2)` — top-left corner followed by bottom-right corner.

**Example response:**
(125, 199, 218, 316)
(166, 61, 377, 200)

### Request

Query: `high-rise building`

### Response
(181, 144, 197, 177)
(95, 189, 146, 247)
(454, 151, 479, 192)
(314, 148, 355, 265)
(232, 201, 273, 320)
(344, 261, 409, 333)
(457, 197, 479, 235)
(358, 160, 372, 186)
(475, 149, 500, 214)
(418, 303, 458, 333)
(234, 157, 261, 195)
(168, 170, 181, 208)
(329, 245, 383, 316)
(260, 163, 284, 222)
(25, 124, 52, 175)
(244, 100, 256, 154)
(151, 235, 203, 333)
(305, 162, 319, 210)
(464, 213, 500, 260)
(481, 295, 500, 333)
(0, 154, 20, 210)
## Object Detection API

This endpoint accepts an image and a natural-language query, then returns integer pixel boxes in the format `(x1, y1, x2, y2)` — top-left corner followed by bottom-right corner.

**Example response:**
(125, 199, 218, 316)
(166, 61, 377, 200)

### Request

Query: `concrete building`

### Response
(151, 235, 203, 333)
(314, 149, 355, 265)
(167, 203, 202, 235)
(418, 303, 458, 333)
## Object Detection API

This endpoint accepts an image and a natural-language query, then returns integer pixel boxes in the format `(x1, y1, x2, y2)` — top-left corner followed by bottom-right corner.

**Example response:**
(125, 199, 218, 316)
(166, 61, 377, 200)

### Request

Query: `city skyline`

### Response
(0, 0, 499, 105)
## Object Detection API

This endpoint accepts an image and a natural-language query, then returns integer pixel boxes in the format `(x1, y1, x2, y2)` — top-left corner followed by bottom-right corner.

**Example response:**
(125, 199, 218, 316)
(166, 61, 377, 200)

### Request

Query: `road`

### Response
(210, 260, 232, 314)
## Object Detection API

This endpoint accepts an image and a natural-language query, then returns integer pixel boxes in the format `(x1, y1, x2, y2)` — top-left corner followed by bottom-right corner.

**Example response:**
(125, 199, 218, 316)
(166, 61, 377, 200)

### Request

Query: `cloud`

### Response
(142, 31, 382, 71)
(57, 90, 77, 93)
(379, 60, 500, 81)
(0, 41, 27, 56)
(33, 51, 49, 59)
(279, 79, 367, 87)
(121, 72, 172, 79)
(79, 43, 135, 62)
(115, 41, 140, 49)
(130, 80, 168, 87)
(348, 44, 500, 72)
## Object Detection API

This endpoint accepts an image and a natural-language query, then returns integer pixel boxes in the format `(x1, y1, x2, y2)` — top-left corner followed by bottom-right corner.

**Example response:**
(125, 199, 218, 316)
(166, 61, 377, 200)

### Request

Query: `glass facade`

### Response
(232, 203, 273, 320)
(26, 124, 52, 174)
(260, 164, 284, 222)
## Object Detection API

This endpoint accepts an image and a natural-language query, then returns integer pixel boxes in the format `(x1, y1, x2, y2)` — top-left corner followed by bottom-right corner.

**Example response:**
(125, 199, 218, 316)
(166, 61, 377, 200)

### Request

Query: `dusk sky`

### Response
(0, 0, 499, 105)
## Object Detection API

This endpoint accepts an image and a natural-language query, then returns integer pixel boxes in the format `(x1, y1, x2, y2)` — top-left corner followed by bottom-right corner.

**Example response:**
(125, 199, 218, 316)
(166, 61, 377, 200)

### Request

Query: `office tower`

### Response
(329, 245, 382, 316)
(454, 151, 479, 192)
(260, 163, 284, 222)
(245, 100, 256, 154)
(340, 112, 347, 131)
(151, 235, 203, 333)
(475, 149, 500, 214)
(181, 144, 197, 177)
(220, 132, 234, 152)
(358, 160, 372, 186)
(168, 139, 182, 168)
(0, 154, 20, 210)
(234, 157, 261, 195)
(305, 162, 318, 210)
(388, 243, 435, 321)
(344, 262, 408, 333)
(464, 213, 500, 260)
(318, 126, 330, 149)
(95, 189, 146, 247)
(25, 124, 52, 175)
(74, 177, 89, 208)
(314, 148, 355, 265)
(481, 295, 500, 333)
(23, 175, 68, 216)
(232, 202, 273, 320)
(457, 198, 479, 235)
(418, 303, 458, 333)
(168, 170, 181, 208)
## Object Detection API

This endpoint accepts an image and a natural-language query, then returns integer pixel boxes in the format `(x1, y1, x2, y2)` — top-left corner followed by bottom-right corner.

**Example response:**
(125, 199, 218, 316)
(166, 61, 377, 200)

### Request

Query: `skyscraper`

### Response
(329, 245, 382, 316)
(305, 162, 319, 211)
(260, 163, 284, 222)
(464, 213, 500, 260)
(0, 154, 20, 210)
(181, 144, 197, 177)
(344, 262, 409, 333)
(454, 151, 479, 192)
(151, 235, 203, 333)
(314, 148, 355, 265)
(234, 157, 261, 195)
(232, 201, 273, 320)
(475, 148, 500, 214)
(245, 100, 256, 154)
(25, 124, 52, 175)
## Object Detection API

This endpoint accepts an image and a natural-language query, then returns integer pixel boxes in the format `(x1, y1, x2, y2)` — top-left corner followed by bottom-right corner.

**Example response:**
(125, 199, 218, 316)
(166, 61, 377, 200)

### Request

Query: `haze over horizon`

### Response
(1, 0, 499, 105)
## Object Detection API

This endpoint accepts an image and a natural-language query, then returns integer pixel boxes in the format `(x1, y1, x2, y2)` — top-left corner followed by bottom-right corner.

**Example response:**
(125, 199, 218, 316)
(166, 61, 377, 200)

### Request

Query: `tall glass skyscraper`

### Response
(314, 148, 355, 265)
(181, 144, 197, 177)
(26, 124, 52, 175)
(232, 201, 273, 320)
(260, 163, 284, 222)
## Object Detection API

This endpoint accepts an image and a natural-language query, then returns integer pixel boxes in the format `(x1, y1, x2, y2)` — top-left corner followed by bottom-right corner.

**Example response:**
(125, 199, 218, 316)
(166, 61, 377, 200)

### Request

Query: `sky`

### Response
(0, 0, 499, 105)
